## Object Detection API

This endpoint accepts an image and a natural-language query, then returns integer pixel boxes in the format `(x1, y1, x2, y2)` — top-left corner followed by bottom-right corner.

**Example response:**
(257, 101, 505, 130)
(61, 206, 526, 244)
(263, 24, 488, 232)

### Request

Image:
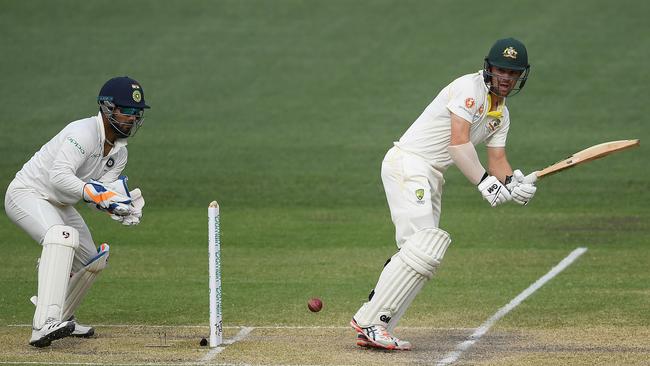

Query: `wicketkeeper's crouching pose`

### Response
(351, 38, 538, 350)
(4, 76, 149, 347)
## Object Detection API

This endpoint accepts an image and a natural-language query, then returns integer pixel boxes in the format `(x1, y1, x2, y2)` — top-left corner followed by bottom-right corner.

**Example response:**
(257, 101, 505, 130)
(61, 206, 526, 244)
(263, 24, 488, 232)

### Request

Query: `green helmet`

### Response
(483, 37, 530, 96)
(486, 37, 529, 71)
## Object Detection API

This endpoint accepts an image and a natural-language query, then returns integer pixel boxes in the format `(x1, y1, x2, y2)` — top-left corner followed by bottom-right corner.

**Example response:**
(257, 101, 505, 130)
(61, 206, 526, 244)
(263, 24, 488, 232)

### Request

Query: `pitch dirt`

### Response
(1, 325, 648, 365)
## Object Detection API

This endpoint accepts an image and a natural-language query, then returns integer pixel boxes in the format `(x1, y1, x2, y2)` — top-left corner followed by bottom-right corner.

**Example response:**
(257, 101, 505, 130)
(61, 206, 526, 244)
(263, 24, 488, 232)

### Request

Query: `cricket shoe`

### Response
(356, 333, 401, 349)
(356, 333, 372, 348)
(67, 316, 95, 337)
(29, 297, 95, 338)
(350, 318, 411, 351)
(29, 318, 75, 348)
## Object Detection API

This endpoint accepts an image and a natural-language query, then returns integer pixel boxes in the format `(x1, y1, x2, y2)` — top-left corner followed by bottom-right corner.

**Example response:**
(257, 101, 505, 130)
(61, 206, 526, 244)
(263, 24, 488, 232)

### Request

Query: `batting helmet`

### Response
(97, 76, 149, 138)
(97, 76, 150, 109)
(483, 38, 530, 96)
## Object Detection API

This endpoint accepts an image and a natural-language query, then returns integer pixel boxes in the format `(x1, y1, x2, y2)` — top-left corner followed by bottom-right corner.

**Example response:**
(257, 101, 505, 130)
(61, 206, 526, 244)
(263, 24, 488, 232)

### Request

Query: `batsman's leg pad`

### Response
(399, 228, 451, 279)
(62, 243, 109, 320)
(388, 228, 451, 330)
(354, 228, 451, 328)
(34, 225, 79, 329)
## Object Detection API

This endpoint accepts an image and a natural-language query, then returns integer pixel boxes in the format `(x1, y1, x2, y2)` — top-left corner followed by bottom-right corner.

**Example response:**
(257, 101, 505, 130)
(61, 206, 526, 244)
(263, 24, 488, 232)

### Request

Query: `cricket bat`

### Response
(523, 139, 640, 184)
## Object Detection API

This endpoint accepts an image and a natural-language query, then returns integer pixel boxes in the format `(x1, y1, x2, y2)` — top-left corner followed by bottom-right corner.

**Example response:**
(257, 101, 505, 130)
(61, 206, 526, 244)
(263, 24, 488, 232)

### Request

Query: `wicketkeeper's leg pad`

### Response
(354, 228, 451, 328)
(34, 225, 79, 329)
(62, 243, 110, 320)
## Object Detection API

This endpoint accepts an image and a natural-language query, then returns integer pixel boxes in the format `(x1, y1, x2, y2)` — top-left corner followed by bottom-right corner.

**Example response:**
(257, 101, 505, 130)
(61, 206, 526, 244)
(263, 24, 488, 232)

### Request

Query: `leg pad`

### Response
(62, 244, 110, 320)
(353, 228, 451, 328)
(33, 225, 79, 329)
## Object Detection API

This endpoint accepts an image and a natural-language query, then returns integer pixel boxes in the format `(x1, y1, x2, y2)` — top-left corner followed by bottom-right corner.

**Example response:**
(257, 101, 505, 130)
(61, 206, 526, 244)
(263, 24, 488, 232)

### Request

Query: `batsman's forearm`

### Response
(487, 161, 513, 183)
(447, 142, 487, 185)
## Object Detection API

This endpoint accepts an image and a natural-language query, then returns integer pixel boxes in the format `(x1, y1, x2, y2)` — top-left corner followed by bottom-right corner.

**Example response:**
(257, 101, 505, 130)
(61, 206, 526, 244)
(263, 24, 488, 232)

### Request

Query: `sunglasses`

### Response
(117, 107, 144, 117)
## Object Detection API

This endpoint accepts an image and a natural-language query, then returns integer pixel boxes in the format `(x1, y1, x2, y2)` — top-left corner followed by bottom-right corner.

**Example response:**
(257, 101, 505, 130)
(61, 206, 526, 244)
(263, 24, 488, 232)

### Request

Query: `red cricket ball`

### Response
(307, 297, 323, 312)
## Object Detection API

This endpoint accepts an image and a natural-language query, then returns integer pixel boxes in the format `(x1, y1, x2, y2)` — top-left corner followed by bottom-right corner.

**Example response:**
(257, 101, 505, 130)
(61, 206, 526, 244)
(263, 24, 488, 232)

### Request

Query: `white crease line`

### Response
(6, 324, 472, 331)
(199, 326, 254, 363)
(0, 362, 218, 366)
(436, 247, 588, 366)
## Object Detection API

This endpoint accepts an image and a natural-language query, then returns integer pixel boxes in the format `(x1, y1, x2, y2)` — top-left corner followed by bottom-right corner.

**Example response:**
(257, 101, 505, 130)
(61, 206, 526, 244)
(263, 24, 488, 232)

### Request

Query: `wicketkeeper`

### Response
(4, 76, 149, 347)
(350, 38, 538, 350)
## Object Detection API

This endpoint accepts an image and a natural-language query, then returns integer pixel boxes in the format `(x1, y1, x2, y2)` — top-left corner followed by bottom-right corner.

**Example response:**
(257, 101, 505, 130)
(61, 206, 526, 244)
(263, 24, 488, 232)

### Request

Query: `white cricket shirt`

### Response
(12, 112, 128, 205)
(395, 70, 510, 172)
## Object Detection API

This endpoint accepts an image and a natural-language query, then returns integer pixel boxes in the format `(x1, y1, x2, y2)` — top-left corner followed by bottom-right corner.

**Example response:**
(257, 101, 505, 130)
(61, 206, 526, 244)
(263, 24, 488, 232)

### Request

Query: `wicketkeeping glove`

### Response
(506, 169, 537, 205)
(110, 187, 145, 226)
(477, 175, 512, 207)
(83, 180, 132, 216)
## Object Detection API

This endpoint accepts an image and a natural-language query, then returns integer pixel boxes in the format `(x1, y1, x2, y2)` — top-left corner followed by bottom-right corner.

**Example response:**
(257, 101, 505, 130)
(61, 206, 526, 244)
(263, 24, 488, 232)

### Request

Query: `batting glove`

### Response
(478, 175, 512, 207)
(506, 169, 537, 205)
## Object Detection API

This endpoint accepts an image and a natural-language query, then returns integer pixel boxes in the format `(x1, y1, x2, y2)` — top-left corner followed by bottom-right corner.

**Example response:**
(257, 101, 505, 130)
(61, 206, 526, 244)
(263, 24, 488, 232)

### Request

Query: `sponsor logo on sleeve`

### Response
(66, 137, 85, 155)
(465, 98, 475, 109)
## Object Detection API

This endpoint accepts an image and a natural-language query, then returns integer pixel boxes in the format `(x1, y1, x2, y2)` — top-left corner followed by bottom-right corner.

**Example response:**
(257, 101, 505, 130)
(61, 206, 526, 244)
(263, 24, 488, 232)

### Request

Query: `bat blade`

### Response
(524, 139, 640, 184)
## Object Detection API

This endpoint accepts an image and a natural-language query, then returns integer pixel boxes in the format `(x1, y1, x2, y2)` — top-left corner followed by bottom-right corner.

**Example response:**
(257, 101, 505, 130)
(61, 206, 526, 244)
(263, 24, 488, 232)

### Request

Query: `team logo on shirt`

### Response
(503, 46, 518, 59)
(106, 158, 115, 167)
(465, 98, 475, 109)
(415, 188, 425, 202)
(486, 119, 502, 132)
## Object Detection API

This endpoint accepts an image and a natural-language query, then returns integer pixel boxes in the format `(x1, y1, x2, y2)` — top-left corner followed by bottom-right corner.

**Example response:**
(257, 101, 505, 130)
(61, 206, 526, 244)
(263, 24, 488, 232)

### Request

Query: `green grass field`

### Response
(0, 0, 648, 364)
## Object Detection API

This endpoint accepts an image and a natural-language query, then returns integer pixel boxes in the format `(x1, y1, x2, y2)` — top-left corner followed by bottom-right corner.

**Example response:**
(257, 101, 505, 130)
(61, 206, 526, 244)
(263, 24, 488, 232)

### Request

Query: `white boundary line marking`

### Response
(436, 247, 588, 366)
(199, 326, 253, 363)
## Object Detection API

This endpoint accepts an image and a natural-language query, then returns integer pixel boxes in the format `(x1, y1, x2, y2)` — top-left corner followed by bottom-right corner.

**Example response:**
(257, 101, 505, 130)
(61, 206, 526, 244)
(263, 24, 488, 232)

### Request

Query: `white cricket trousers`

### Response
(381, 146, 444, 247)
(4, 180, 98, 272)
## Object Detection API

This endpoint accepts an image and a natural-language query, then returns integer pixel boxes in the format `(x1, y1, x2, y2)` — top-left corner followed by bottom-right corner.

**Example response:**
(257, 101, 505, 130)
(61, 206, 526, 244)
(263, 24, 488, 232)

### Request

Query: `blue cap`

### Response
(97, 76, 150, 109)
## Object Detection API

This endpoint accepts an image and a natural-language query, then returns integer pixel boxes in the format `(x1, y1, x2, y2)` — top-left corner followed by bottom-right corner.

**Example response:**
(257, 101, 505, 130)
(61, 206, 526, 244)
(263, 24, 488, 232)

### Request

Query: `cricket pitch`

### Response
(1, 325, 648, 365)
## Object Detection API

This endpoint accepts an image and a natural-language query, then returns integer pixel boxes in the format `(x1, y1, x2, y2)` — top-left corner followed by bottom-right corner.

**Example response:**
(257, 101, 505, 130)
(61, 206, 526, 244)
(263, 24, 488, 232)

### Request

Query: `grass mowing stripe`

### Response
(437, 247, 588, 366)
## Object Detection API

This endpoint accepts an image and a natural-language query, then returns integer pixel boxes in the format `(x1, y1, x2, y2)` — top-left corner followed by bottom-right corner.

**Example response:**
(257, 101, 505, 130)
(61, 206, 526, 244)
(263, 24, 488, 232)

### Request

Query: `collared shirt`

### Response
(394, 70, 510, 172)
(13, 112, 128, 205)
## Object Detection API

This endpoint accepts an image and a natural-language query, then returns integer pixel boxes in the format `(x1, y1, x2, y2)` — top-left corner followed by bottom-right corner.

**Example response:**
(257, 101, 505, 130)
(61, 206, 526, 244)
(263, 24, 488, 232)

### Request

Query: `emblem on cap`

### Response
(503, 46, 518, 59)
(132, 90, 142, 102)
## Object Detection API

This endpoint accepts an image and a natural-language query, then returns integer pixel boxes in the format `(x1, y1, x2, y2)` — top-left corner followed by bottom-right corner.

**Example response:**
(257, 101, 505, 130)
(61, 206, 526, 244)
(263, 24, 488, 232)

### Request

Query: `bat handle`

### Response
(523, 171, 539, 184)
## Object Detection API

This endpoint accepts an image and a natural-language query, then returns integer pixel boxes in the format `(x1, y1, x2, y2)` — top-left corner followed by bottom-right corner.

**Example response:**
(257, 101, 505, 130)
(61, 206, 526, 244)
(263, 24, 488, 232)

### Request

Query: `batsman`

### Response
(4, 76, 148, 347)
(351, 38, 538, 350)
